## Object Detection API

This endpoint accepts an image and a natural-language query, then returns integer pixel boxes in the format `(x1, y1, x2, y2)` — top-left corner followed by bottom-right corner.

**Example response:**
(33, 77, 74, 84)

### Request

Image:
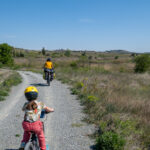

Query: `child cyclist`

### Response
(19, 86, 54, 150)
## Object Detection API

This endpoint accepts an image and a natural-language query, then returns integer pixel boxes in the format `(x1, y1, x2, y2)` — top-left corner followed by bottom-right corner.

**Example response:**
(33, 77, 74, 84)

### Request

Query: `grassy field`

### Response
(0, 70, 22, 101)
(13, 49, 150, 150)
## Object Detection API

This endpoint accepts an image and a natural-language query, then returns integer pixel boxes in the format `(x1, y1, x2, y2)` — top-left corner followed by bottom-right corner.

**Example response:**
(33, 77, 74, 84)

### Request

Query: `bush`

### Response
(114, 56, 119, 59)
(71, 88, 79, 95)
(64, 50, 71, 57)
(70, 62, 77, 68)
(87, 95, 99, 102)
(75, 82, 84, 89)
(0, 43, 14, 64)
(131, 53, 136, 57)
(134, 54, 150, 73)
(20, 52, 24, 57)
(81, 51, 86, 56)
(96, 131, 125, 150)
(88, 56, 92, 60)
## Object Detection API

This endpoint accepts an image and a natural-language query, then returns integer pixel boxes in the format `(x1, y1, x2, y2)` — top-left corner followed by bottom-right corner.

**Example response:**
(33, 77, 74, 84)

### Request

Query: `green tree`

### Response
(0, 43, 14, 64)
(64, 49, 71, 57)
(114, 56, 119, 59)
(134, 54, 150, 73)
(42, 47, 46, 55)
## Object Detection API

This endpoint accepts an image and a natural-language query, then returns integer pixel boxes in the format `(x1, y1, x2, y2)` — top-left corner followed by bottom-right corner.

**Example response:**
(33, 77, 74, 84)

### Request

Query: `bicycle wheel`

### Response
(24, 142, 33, 150)
(47, 73, 50, 86)
(24, 141, 40, 150)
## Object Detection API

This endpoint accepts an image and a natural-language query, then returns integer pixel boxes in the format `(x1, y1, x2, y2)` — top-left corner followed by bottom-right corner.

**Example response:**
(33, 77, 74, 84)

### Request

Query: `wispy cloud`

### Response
(79, 18, 94, 23)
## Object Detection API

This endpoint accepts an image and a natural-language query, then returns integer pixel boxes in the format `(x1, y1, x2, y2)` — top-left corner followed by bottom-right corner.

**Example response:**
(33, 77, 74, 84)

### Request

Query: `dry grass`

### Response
(14, 51, 150, 149)
(55, 60, 150, 149)
(0, 69, 12, 83)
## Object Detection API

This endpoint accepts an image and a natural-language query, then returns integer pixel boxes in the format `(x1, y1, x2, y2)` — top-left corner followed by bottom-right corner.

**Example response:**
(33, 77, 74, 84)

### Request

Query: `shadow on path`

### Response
(30, 83, 48, 87)
(90, 145, 96, 150)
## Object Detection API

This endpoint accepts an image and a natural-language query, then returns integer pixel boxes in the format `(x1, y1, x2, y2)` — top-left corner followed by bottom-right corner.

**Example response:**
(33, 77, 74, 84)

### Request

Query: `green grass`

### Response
(71, 123, 83, 127)
(15, 134, 21, 137)
(0, 72, 22, 101)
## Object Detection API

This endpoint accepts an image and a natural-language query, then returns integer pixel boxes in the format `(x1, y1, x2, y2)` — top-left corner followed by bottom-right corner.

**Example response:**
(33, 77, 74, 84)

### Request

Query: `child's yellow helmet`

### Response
(24, 86, 38, 101)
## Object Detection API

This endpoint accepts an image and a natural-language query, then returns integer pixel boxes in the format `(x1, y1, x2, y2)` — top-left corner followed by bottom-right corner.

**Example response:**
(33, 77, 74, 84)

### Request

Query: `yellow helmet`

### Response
(24, 86, 38, 101)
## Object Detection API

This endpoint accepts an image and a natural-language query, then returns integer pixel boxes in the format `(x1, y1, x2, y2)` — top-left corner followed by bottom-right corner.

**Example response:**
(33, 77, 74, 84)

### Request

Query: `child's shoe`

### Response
(19, 142, 26, 150)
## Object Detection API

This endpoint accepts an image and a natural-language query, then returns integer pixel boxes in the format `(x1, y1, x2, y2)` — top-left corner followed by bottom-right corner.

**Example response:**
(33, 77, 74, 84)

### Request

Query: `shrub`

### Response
(88, 56, 92, 60)
(131, 53, 136, 57)
(0, 43, 14, 64)
(64, 50, 71, 57)
(70, 62, 77, 68)
(134, 54, 150, 73)
(114, 56, 119, 59)
(75, 82, 84, 89)
(81, 51, 86, 56)
(96, 131, 125, 150)
(20, 52, 24, 57)
(71, 88, 79, 95)
(87, 95, 99, 102)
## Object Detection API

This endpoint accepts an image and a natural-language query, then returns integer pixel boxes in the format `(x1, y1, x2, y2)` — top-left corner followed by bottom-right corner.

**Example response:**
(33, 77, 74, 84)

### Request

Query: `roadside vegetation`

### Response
(0, 71, 22, 101)
(0, 43, 22, 101)
(54, 55, 150, 150)
(3, 43, 150, 149)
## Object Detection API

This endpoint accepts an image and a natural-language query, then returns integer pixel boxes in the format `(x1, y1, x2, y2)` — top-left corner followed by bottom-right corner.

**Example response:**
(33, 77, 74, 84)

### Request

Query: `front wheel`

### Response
(24, 142, 34, 150)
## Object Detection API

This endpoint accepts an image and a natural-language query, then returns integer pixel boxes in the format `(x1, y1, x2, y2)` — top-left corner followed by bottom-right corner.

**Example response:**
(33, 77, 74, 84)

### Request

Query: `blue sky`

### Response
(0, 0, 150, 52)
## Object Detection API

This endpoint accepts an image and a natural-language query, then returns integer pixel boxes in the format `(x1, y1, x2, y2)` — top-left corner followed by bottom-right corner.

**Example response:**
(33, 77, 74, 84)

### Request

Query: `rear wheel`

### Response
(47, 73, 50, 86)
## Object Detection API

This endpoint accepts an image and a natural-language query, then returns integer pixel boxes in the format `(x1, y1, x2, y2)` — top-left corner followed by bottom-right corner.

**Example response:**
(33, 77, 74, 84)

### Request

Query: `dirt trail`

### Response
(0, 71, 95, 150)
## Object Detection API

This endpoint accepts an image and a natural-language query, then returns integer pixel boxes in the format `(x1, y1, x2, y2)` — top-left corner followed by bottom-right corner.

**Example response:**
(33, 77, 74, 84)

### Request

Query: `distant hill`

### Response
(105, 50, 132, 54)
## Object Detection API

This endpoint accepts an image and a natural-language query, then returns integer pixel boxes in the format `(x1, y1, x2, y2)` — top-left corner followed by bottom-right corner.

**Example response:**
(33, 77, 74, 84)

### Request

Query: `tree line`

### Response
(0, 43, 150, 73)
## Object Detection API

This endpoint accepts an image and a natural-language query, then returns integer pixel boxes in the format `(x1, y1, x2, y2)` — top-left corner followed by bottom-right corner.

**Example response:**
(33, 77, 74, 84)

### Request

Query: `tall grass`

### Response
(14, 51, 150, 149)
(55, 59, 150, 149)
(0, 71, 22, 101)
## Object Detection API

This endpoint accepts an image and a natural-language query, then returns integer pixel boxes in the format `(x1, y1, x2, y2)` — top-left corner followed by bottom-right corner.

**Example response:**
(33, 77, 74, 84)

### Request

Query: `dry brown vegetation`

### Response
(0, 69, 12, 84)
(13, 49, 150, 149)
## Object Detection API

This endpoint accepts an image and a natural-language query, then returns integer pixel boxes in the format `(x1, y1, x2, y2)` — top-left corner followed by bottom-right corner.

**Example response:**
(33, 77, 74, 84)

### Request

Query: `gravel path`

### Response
(0, 71, 95, 150)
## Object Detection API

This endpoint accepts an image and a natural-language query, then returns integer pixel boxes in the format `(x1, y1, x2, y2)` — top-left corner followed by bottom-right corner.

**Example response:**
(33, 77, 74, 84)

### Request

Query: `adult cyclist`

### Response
(44, 58, 54, 81)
